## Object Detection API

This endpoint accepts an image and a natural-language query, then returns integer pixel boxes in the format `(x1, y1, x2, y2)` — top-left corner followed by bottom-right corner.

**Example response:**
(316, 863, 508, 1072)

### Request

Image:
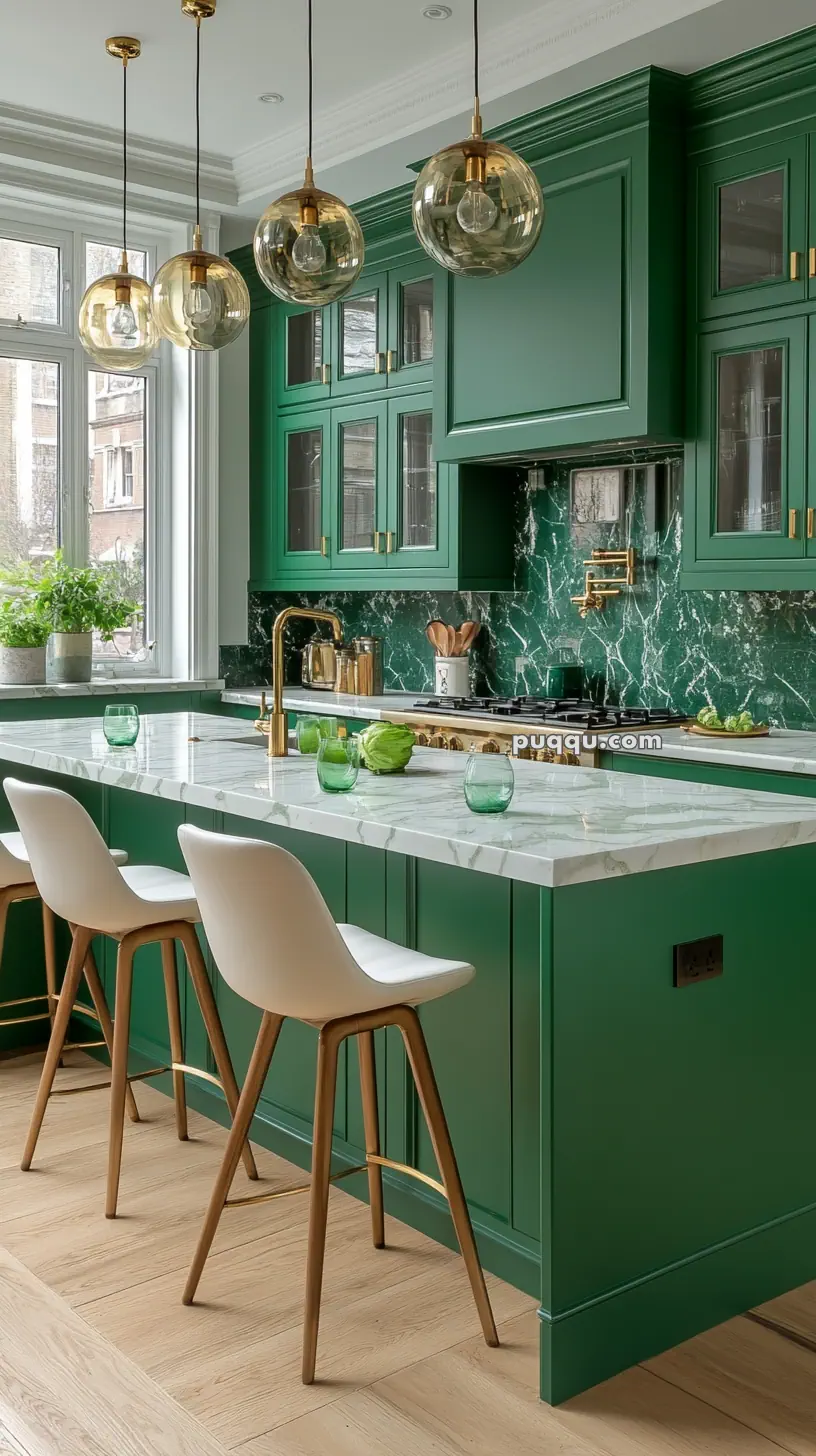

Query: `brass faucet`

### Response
(267, 606, 343, 756)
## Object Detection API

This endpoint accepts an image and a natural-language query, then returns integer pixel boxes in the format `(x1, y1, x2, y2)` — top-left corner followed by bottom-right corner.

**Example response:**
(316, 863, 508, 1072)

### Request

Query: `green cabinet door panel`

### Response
(386, 393, 449, 572)
(274, 408, 331, 579)
(330, 399, 389, 573)
(386, 259, 438, 390)
(274, 301, 332, 408)
(332, 272, 389, 398)
(696, 136, 808, 320)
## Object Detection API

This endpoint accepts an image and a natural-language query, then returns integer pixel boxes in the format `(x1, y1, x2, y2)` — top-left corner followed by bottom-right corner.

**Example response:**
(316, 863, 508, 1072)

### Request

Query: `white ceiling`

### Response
(2, 0, 816, 233)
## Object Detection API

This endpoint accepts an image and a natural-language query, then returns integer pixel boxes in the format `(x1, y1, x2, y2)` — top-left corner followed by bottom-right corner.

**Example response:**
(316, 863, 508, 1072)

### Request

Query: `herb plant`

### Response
(0, 596, 50, 649)
(3, 553, 139, 640)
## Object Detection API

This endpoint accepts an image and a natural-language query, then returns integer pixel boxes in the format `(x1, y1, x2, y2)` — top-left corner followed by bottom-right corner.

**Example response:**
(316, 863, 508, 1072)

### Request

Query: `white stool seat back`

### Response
(178, 824, 473, 1023)
(4, 779, 196, 934)
(0, 831, 35, 888)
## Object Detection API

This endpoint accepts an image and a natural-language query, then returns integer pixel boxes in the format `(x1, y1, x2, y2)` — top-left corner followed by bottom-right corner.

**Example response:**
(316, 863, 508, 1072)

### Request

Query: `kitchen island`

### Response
(3, 711, 816, 1404)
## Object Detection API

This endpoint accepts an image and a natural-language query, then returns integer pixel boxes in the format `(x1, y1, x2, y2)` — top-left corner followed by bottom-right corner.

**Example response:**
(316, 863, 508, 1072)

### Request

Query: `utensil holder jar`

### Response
(435, 656, 470, 697)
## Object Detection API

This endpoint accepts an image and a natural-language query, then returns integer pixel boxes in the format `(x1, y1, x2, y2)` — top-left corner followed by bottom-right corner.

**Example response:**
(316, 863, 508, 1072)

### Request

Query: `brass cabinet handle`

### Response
(374, 352, 386, 374)
(791, 251, 801, 281)
(810, 248, 816, 280)
(321, 363, 331, 385)
(320, 536, 329, 557)
(386, 349, 397, 373)
(373, 530, 384, 553)
(789, 509, 799, 539)
(808, 508, 815, 540)
(386, 530, 395, 553)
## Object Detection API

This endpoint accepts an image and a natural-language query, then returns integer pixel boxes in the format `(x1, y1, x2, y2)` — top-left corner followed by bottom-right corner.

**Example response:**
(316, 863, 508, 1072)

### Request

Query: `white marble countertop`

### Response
(221, 686, 419, 720)
(2, 712, 816, 888)
(0, 678, 222, 703)
(624, 727, 816, 778)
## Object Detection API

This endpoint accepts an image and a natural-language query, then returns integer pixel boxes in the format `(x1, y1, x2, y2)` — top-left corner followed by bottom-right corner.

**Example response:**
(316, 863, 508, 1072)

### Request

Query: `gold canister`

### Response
(353, 636, 384, 696)
(334, 645, 357, 694)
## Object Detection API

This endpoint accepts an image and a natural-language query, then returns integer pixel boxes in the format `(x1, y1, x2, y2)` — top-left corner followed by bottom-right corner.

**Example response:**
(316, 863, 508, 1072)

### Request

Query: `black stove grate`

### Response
(412, 696, 688, 730)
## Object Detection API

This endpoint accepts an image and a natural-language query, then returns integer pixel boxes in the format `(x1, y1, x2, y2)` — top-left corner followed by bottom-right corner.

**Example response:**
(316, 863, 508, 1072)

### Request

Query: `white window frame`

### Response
(0, 203, 198, 679)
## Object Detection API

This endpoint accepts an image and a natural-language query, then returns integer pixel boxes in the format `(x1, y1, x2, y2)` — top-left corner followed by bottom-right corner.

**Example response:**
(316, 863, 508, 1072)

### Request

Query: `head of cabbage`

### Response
(359, 721, 416, 774)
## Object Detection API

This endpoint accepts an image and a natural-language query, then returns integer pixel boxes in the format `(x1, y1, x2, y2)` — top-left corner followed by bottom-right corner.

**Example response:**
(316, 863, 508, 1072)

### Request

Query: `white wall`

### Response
(218, 323, 250, 647)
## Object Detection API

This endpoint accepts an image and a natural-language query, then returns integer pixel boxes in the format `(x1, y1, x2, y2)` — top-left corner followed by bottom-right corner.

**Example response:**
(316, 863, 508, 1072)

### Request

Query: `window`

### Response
(0, 215, 168, 675)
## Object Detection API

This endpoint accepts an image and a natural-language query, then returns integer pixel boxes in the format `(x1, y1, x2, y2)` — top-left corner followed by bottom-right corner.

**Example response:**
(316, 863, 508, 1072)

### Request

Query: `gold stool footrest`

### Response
(51, 1065, 169, 1098)
(0, 993, 51, 1029)
(63, 1039, 107, 1052)
(226, 1164, 368, 1211)
(365, 1153, 447, 1201)
(170, 1062, 224, 1092)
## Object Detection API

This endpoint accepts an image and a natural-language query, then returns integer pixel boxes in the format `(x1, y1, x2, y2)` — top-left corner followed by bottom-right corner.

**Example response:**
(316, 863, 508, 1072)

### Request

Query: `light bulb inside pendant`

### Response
(292, 223, 327, 274)
(108, 299, 139, 344)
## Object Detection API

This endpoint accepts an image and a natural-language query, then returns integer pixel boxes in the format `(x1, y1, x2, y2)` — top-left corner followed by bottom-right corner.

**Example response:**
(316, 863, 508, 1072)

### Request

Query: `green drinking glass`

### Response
(316, 735, 360, 794)
(463, 749, 514, 814)
(295, 714, 321, 754)
(318, 716, 339, 740)
(103, 703, 140, 748)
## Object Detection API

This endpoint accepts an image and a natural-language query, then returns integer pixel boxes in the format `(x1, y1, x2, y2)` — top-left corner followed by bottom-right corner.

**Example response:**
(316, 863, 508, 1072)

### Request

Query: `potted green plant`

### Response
(32, 554, 139, 684)
(0, 596, 50, 685)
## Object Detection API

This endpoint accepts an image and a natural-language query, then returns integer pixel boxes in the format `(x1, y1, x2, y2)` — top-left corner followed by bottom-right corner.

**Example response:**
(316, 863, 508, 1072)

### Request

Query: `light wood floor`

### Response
(1, 1053, 816, 1456)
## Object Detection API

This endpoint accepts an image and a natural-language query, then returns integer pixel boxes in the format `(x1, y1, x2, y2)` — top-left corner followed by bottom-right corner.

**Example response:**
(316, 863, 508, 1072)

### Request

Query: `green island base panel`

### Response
(2, 759, 816, 1405)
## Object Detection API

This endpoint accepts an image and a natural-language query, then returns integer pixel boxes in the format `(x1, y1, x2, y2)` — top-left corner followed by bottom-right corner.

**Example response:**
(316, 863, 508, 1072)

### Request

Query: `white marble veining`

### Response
(2, 713, 816, 888)
(630, 727, 816, 778)
(221, 686, 421, 720)
(0, 678, 223, 702)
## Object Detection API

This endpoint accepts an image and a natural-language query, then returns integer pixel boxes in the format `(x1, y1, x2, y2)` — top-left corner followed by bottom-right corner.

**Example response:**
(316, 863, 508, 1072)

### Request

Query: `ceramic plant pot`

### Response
(48, 631, 93, 684)
(0, 646, 47, 685)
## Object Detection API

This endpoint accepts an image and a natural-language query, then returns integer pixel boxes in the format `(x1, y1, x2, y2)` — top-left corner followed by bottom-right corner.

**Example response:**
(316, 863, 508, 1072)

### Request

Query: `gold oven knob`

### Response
(416, 730, 430, 746)
(535, 748, 554, 763)
(429, 731, 447, 749)
(480, 739, 501, 754)
(448, 735, 464, 751)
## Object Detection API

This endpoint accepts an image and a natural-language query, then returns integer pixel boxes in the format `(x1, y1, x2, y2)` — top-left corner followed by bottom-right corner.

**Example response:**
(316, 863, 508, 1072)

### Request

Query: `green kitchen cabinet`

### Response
(432, 71, 685, 462)
(276, 300, 332, 408)
(696, 137, 809, 320)
(274, 407, 332, 577)
(386, 258, 436, 388)
(331, 399, 388, 572)
(692, 316, 808, 566)
(386, 393, 449, 572)
(333, 272, 389, 398)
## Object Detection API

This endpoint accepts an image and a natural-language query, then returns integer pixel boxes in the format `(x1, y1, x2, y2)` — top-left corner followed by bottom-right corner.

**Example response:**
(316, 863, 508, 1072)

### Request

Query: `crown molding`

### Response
(232, 0, 717, 203)
(0, 100, 237, 209)
(688, 20, 816, 115)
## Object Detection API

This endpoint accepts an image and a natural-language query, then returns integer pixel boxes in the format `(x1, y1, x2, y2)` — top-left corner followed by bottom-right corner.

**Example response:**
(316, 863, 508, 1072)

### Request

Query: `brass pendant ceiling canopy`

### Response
(78, 38, 159, 370)
(152, 0, 250, 351)
(412, 0, 544, 277)
(254, 0, 364, 305)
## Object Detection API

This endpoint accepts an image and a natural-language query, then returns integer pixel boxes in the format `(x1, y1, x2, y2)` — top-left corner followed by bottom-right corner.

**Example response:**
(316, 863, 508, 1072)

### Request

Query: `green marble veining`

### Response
(221, 453, 816, 729)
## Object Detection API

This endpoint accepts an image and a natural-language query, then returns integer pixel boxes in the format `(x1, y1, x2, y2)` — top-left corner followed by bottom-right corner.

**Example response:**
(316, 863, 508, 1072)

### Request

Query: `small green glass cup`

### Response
(316, 735, 360, 794)
(103, 703, 140, 748)
(295, 714, 322, 755)
(463, 749, 514, 814)
(318, 716, 339, 740)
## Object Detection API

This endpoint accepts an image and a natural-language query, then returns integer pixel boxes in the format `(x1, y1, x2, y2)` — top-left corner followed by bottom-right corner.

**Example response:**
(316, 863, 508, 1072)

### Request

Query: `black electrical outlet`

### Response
(673, 934, 723, 988)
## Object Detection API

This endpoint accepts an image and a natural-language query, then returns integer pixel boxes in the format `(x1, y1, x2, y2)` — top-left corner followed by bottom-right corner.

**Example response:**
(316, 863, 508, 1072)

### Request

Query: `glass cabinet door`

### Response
(696, 320, 806, 561)
(697, 139, 807, 319)
(276, 304, 331, 406)
(386, 394, 448, 569)
(387, 262, 435, 386)
(333, 274, 388, 397)
(276, 412, 330, 572)
(332, 402, 387, 569)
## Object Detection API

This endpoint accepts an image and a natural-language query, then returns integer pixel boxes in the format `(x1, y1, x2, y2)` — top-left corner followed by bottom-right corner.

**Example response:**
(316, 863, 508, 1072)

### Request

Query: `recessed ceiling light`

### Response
(423, 4, 452, 17)
(258, 92, 284, 104)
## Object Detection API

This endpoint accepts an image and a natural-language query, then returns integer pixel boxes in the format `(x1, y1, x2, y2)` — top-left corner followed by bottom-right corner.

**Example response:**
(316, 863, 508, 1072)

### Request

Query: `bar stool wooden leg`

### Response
(161, 939, 188, 1142)
(21, 927, 92, 1171)
(41, 903, 58, 1042)
(81, 943, 140, 1125)
(358, 1030, 384, 1249)
(178, 924, 259, 1181)
(397, 1006, 499, 1349)
(106, 937, 135, 1219)
(302, 1023, 342, 1385)
(183, 1011, 283, 1307)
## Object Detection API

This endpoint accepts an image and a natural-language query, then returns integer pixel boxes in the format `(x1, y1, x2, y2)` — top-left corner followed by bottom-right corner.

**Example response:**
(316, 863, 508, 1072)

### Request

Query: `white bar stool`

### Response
(178, 823, 499, 1385)
(0, 827, 135, 1078)
(5, 779, 259, 1218)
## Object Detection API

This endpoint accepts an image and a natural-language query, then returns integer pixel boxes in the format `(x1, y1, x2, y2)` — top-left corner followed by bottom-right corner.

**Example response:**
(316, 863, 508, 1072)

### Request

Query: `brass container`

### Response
(301, 634, 338, 691)
(353, 636, 384, 697)
(334, 646, 357, 694)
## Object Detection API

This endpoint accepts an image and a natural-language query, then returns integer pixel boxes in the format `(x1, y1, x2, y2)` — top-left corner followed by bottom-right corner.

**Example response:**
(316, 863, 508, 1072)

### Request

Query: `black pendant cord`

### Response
(195, 17, 202, 229)
(307, 0, 314, 163)
(122, 59, 128, 260)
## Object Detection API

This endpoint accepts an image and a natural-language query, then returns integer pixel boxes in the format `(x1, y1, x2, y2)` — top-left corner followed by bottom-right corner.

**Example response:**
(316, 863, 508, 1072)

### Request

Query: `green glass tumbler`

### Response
(463, 749, 514, 814)
(103, 703, 140, 748)
(316, 735, 360, 794)
(318, 716, 339, 740)
(295, 714, 321, 755)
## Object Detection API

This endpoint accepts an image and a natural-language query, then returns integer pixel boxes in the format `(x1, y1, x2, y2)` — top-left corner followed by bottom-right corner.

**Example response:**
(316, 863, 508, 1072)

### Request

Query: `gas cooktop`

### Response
(412, 696, 689, 731)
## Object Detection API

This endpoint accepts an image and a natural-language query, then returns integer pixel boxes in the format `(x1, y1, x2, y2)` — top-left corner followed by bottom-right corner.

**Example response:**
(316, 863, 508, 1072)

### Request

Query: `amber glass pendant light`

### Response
(152, 1, 250, 351)
(413, 0, 544, 277)
(254, 0, 364, 305)
(78, 38, 158, 370)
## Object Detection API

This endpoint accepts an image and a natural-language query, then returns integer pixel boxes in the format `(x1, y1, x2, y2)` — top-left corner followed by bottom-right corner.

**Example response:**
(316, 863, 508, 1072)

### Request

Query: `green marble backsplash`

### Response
(221, 453, 816, 729)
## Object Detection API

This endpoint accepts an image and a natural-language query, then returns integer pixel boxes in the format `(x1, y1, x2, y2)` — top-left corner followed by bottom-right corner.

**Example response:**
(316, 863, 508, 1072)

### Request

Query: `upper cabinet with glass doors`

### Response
(274, 259, 437, 409)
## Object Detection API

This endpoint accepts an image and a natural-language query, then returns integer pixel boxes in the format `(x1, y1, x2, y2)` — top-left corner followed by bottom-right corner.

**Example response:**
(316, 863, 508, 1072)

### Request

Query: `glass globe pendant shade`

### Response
(254, 167, 364, 306)
(152, 230, 250, 351)
(78, 266, 158, 371)
(412, 121, 544, 278)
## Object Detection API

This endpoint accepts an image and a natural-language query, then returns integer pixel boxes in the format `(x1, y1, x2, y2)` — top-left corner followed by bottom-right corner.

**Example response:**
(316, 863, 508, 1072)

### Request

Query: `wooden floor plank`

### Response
(0, 1245, 229, 1456)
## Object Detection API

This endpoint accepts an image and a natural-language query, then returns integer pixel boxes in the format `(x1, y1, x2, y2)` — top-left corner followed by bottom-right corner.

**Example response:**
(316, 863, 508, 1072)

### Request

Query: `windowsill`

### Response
(0, 678, 224, 702)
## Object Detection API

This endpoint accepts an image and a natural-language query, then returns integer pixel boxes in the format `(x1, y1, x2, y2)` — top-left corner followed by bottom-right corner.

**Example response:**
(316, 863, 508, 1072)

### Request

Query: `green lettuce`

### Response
(359, 722, 416, 774)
